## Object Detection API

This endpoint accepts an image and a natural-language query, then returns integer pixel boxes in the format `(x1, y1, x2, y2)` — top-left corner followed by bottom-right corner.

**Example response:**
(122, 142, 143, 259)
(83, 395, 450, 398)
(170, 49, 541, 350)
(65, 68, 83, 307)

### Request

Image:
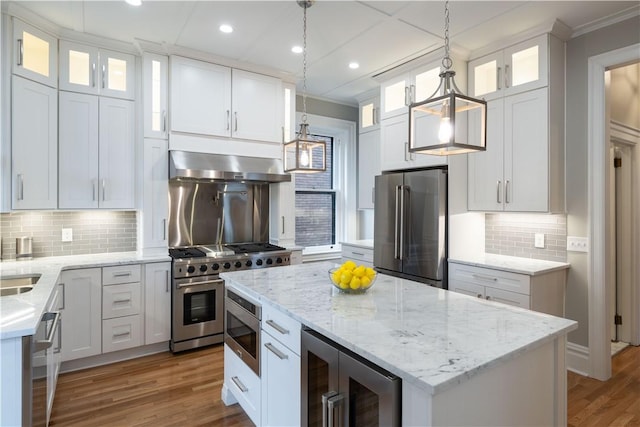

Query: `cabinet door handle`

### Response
(472, 273, 498, 282)
(234, 112, 238, 132)
(55, 319, 62, 354)
(410, 84, 415, 103)
(496, 66, 502, 90)
(281, 216, 285, 235)
(162, 218, 167, 241)
(266, 319, 289, 335)
(505, 64, 510, 88)
(372, 107, 377, 125)
(496, 180, 501, 204)
(92, 63, 96, 88)
(264, 342, 288, 360)
(404, 86, 410, 106)
(102, 179, 106, 201)
(92, 179, 97, 201)
(505, 180, 510, 204)
(17, 39, 23, 66)
(102, 64, 106, 89)
(231, 376, 248, 393)
(17, 174, 24, 201)
(162, 110, 167, 133)
(59, 283, 66, 310)
(226, 110, 230, 130)
(404, 142, 409, 161)
(166, 270, 170, 293)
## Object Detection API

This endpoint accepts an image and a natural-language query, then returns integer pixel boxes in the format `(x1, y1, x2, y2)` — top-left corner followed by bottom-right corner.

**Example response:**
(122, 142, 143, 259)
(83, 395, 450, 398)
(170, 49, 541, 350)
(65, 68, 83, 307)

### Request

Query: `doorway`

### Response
(588, 45, 640, 381)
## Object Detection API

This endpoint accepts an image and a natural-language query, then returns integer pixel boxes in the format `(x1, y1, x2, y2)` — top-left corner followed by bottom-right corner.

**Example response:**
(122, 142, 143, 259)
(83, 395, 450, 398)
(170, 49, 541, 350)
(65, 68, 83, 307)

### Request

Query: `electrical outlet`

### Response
(567, 236, 588, 252)
(534, 233, 545, 248)
(61, 228, 73, 242)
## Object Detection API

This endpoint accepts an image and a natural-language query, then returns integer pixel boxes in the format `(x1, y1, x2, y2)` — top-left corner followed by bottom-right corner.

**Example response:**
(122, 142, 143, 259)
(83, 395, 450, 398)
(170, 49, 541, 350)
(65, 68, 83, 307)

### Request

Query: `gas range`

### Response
(169, 242, 291, 279)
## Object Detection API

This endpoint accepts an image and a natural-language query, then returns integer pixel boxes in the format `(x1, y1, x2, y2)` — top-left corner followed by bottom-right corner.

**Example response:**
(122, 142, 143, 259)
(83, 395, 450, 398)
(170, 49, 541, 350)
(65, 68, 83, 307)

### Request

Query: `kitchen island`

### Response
(221, 261, 577, 426)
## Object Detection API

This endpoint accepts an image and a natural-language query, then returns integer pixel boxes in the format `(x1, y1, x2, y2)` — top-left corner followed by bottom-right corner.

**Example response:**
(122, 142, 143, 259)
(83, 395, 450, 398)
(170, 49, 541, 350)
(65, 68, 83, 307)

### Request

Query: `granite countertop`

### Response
(340, 239, 374, 249)
(221, 261, 577, 395)
(448, 253, 570, 276)
(0, 252, 170, 340)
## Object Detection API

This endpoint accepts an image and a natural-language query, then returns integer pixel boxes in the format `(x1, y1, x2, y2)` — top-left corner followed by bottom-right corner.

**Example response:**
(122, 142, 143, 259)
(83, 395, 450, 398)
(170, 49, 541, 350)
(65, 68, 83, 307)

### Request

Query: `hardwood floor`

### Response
(51, 342, 640, 426)
(49, 344, 253, 427)
(568, 344, 640, 427)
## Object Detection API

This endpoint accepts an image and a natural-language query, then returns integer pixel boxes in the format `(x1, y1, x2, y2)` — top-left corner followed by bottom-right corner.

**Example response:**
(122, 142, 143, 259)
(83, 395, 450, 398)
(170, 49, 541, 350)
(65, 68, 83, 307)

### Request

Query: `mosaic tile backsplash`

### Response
(485, 213, 567, 262)
(0, 211, 137, 260)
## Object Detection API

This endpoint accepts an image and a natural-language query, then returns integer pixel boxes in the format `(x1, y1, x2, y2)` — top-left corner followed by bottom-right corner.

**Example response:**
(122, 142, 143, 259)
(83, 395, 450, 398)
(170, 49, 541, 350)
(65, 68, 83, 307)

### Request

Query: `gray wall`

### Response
(296, 95, 358, 123)
(565, 16, 640, 347)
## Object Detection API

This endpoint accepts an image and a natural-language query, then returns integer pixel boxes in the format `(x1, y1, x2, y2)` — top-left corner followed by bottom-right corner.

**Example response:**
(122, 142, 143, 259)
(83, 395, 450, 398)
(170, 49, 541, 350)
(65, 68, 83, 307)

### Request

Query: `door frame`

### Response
(587, 43, 640, 380)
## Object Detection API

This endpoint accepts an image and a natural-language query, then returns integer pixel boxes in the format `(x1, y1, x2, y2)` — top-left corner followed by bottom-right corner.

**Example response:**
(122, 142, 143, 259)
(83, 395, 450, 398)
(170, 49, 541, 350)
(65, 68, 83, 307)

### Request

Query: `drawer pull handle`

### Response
(231, 376, 248, 393)
(477, 294, 483, 298)
(113, 272, 132, 277)
(113, 331, 130, 338)
(351, 251, 365, 256)
(486, 296, 492, 300)
(472, 273, 498, 282)
(113, 297, 131, 304)
(265, 342, 288, 360)
(266, 319, 289, 335)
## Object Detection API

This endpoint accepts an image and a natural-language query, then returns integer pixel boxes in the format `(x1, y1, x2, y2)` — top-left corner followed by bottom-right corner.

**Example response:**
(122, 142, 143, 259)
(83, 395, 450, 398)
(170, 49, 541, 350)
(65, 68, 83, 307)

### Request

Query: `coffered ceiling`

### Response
(6, 1, 639, 105)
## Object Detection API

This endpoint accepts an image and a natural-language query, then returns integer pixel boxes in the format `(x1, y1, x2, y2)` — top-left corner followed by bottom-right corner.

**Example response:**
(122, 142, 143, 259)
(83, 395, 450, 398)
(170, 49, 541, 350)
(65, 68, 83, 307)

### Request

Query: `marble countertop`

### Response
(221, 261, 577, 395)
(448, 253, 570, 275)
(0, 252, 170, 340)
(340, 239, 374, 250)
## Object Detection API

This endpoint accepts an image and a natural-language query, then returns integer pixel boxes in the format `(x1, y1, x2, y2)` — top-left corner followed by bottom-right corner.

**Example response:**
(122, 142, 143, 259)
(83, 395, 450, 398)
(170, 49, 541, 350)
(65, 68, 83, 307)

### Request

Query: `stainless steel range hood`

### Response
(169, 151, 291, 183)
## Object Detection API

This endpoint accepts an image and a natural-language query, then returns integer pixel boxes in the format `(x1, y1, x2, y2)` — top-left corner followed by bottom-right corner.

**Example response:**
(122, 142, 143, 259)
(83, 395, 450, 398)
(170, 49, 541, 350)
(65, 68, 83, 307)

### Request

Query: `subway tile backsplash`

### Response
(485, 213, 567, 262)
(1, 211, 137, 260)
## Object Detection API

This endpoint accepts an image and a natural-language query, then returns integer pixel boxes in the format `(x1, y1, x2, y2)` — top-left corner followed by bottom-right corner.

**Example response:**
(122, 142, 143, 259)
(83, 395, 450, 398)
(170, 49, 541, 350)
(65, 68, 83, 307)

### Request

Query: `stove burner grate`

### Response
(169, 247, 206, 259)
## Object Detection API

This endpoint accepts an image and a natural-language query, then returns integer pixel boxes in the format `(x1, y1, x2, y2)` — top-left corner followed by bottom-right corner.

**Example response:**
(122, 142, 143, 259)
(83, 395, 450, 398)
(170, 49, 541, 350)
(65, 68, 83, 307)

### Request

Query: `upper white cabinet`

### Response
(467, 33, 564, 213)
(468, 34, 548, 101)
(141, 139, 169, 250)
(170, 55, 282, 143)
(358, 129, 380, 209)
(59, 40, 136, 100)
(359, 95, 380, 133)
(12, 18, 58, 88)
(269, 177, 296, 246)
(59, 92, 135, 209)
(11, 76, 58, 210)
(143, 53, 168, 139)
(379, 64, 441, 120)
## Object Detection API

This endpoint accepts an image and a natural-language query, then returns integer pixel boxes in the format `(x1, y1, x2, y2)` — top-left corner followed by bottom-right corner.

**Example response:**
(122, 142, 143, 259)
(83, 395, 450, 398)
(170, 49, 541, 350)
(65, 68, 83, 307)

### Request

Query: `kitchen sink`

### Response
(0, 274, 41, 296)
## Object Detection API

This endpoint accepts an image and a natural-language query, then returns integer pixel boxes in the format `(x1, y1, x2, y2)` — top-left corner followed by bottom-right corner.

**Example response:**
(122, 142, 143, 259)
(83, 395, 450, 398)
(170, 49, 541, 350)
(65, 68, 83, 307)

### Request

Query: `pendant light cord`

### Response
(442, 0, 452, 71)
(301, 4, 308, 125)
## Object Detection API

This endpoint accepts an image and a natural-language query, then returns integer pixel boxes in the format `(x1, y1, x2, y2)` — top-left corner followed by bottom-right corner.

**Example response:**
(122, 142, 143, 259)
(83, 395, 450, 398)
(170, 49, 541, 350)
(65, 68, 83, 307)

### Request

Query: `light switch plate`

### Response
(534, 233, 545, 248)
(62, 228, 73, 242)
(567, 236, 588, 252)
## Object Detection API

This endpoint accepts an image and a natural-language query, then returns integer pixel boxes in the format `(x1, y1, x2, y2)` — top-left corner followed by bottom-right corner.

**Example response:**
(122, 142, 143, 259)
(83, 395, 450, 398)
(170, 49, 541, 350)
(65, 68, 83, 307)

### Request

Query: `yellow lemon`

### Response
(342, 260, 357, 271)
(349, 277, 361, 290)
(331, 271, 341, 284)
(361, 276, 371, 287)
(353, 266, 366, 278)
(338, 281, 349, 289)
(340, 270, 353, 284)
(365, 267, 376, 278)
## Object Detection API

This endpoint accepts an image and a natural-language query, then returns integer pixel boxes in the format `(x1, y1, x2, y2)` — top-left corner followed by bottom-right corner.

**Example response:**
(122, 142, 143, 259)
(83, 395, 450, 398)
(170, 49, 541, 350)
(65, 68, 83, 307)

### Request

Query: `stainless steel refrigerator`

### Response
(373, 167, 447, 288)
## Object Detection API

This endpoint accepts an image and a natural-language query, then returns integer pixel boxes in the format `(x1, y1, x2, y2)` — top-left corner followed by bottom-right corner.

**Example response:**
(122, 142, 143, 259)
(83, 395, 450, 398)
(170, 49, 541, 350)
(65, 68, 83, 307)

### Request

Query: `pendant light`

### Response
(409, 0, 487, 156)
(284, 0, 326, 173)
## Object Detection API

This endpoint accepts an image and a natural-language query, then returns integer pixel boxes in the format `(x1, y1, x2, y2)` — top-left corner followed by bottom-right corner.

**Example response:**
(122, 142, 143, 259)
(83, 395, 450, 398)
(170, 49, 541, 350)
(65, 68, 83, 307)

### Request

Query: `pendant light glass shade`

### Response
(409, 1, 487, 156)
(284, 123, 326, 173)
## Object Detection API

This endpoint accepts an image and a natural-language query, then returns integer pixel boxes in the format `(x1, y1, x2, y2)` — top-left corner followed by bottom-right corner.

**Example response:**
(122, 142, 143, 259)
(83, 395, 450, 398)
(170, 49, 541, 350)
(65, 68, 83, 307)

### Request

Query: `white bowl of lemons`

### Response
(329, 260, 377, 294)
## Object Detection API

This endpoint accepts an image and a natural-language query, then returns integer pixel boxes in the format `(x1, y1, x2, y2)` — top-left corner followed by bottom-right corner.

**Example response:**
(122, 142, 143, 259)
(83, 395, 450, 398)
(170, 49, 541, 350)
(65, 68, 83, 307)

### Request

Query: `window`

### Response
(295, 134, 336, 249)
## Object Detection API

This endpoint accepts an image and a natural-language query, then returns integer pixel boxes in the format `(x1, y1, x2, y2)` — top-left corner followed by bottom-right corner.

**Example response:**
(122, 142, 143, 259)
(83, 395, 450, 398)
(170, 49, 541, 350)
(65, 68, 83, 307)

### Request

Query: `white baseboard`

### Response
(60, 341, 169, 373)
(567, 342, 590, 376)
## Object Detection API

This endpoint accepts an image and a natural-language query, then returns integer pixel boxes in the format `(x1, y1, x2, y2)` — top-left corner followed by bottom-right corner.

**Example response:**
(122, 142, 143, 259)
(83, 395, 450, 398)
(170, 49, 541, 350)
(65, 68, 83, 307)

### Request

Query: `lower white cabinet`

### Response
(141, 139, 169, 252)
(102, 315, 143, 353)
(102, 264, 143, 353)
(58, 268, 102, 361)
(224, 344, 261, 425)
(448, 262, 566, 316)
(341, 242, 374, 267)
(144, 262, 171, 344)
(102, 282, 142, 319)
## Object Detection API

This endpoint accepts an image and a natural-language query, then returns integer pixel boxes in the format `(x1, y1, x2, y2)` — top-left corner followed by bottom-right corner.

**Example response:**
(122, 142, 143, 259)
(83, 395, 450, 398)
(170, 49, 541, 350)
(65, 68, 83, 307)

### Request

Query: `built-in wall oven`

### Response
(224, 287, 261, 376)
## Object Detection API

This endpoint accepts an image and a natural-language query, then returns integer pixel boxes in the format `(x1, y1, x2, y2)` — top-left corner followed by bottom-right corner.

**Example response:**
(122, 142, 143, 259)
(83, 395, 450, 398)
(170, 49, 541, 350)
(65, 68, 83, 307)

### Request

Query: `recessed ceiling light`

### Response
(125, 0, 141, 5)
(219, 24, 233, 34)
(349, 62, 360, 70)
(291, 45, 303, 54)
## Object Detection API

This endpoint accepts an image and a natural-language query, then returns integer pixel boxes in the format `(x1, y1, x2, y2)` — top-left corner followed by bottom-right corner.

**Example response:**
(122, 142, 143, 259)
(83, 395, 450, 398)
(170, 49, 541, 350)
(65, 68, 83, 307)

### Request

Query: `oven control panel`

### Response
(173, 251, 291, 279)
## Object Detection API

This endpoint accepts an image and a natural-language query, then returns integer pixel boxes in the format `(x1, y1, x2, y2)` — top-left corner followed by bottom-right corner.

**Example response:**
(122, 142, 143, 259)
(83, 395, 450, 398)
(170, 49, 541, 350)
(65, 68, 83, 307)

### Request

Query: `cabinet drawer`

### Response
(102, 282, 141, 319)
(102, 264, 141, 285)
(485, 287, 530, 309)
(449, 263, 530, 295)
(261, 303, 301, 355)
(102, 315, 143, 353)
(224, 344, 260, 425)
(341, 245, 374, 263)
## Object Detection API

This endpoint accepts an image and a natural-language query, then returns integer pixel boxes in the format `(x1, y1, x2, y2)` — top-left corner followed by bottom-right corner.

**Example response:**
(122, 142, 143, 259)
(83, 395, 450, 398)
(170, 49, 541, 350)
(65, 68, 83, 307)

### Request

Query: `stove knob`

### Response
(276, 257, 283, 264)
(187, 266, 196, 274)
(223, 262, 231, 269)
(199, 264, 208, 272)
(256, 259, 263, 266)
(234, 261, 242, 268)
(266, 258, 273, 265)
(245, 260, 253, 267)
(212, 263, 219, 271)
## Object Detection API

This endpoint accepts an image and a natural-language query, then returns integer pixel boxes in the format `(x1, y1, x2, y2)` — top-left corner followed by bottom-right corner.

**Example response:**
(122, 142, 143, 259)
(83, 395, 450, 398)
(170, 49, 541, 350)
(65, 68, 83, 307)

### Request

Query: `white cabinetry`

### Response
(358, 129, 380, 209)
(448, 262, 566, 316)
(144, 262, 171, 344)
(380, 114, 445, 172)
(143, 53, 168, 139)
(58, 92, 135, 209)
(59, 40, 136, 100)
(359, 94, 380, 133)
(269, 178, 296, 247)
(379, 64, 441, 120)
(261, 303, 301, 427)
(58, 268, 102, 361)
(341, 242, 374, 267)
(467, 34, 564, 213)
(224, 344, 261, 425)
(170, 56, 282, 143)
(141, 139, 169, 251)
(11, 75, 57, 209)
(102, 264, 143, 353)
(12, 18, 57, 88)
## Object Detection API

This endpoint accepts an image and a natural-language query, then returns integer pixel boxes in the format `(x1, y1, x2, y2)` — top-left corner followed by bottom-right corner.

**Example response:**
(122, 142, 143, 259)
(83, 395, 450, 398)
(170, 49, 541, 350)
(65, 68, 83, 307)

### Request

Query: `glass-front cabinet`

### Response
(468, 34, 548, 101)
(379, 65, 441, 120)
(358, 95, 380, 133)
(143, 53, 168, 139)
(12, 18, 58, 88)
(59, 40, 136, 100)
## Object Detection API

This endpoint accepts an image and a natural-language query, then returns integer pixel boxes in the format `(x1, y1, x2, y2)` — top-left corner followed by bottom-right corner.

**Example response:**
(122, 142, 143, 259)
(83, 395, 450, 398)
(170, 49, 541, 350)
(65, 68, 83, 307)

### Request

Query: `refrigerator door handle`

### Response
(322, 391, 339, 427)
(394, 185, 401, 259)
(327, 394, 344, 427)
(399, 185, 405, 261)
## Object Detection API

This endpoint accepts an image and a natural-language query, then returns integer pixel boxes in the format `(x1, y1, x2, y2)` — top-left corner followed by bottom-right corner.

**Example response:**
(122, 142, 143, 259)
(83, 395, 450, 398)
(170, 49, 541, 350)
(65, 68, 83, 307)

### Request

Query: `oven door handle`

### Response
(176, 278, 223, 290)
